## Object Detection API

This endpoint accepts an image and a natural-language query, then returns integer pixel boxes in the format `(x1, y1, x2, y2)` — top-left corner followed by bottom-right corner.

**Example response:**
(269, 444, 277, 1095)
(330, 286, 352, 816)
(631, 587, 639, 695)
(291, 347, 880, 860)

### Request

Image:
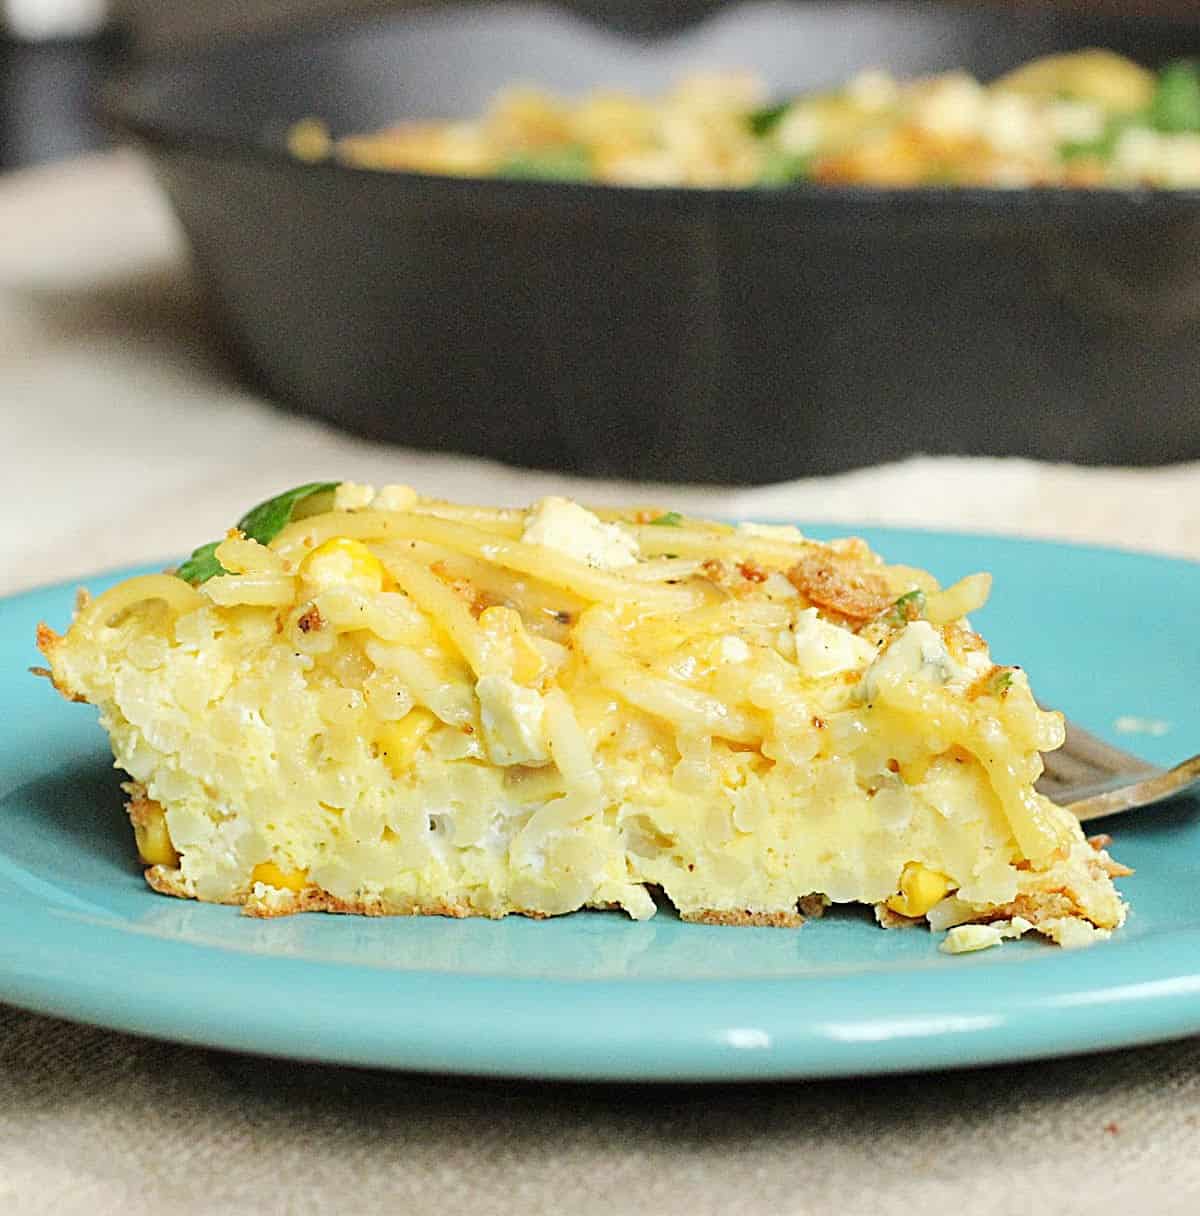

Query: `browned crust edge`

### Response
(123, 783, 162, 830)
(972, 890, 1089, 927)
(143, 866, 820, 927)
(680, 908, 805, 928)
(142, 861, 1119, 931)
(248, 888, 553, 920)
(874, 902, 917, 930)
(34, 623, 87, 702)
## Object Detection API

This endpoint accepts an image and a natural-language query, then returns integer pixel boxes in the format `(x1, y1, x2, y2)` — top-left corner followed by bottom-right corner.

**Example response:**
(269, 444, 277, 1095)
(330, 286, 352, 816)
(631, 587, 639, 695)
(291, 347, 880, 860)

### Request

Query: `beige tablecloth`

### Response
(2, 151, 1198, 1215)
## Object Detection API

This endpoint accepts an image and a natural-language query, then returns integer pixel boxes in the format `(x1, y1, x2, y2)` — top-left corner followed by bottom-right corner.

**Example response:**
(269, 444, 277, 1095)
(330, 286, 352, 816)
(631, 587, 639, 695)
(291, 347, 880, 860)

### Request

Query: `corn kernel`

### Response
(377, 707, 438, 776)
(886, 861, 952, 919)
(478, 605, 544, 685)
(300, 537, 387, 593)
(132, 806, 178, 867)
(250, 861, 309, 892)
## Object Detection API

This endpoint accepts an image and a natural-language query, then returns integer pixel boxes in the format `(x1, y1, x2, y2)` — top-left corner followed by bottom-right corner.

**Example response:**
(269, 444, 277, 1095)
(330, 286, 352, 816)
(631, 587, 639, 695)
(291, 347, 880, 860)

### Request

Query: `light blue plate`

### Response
(3, 528, 1198, 1080)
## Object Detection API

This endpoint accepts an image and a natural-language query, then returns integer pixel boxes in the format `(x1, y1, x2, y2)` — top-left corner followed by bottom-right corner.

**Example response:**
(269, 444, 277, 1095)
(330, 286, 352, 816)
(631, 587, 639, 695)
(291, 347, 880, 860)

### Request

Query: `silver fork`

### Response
(1038, 717, 1200, 823)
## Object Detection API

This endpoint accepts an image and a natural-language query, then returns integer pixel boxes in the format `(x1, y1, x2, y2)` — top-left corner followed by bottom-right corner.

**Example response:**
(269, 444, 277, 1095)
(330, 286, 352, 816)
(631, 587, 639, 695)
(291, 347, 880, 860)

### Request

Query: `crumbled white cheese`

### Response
(475, 675, 551, 767)
(846, 69, 899, 112)
(1046, 99, 1105, 145)
(861, 621, 970, 701)
(737, 522, 806, 542)
(246, 881, 300, 915)
(718, 635, 752, 664)
(334, 481, 375, 511)
(1114, 127, 1162, 176)
(521, 497, 638, 569)
(776, 107, 822, 155)
(912, 74, 986, 139)
(982, 91, 1041, 154)
(962, 647, 993, 679)
(763, 571, 799, 601)
(1159, 132, 1200, 187)
(372, 484, 418, 511)
(791, 608, 876, 679)
(1041, 917, 1113, 949)
(999, 916, 1035, 939)
(940, 924, 1004, 954)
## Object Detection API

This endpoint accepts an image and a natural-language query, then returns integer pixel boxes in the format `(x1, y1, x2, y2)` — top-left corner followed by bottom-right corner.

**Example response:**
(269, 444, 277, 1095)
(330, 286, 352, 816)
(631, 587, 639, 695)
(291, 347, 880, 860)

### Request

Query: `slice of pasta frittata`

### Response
(38, 483, 1128, 946)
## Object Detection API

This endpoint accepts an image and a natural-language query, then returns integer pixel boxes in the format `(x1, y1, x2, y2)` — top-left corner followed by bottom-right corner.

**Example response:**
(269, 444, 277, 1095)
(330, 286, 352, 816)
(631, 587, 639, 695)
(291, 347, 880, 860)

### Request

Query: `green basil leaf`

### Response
(757, 148, 812, 186)
(649, 512, 683, 526)
(1153, 59, 1200, 133)
(748, 101, 791, 137)
(1059, 112, 1146, 162)
(236, 482, 341, 546)
(176, 541, 225, 586)
(498, 145, 592, 181)
(177, 481, 340, 585)
(1059, 138, 1106, 161)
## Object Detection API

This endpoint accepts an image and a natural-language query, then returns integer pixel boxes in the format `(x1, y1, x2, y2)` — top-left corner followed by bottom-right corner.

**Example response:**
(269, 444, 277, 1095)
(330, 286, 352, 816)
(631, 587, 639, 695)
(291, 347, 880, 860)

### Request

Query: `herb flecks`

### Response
(498, 145, 592, 181)
(649, 512, 683, 526)
(747, 101, 791, 137)
(757, 148, 812, 186)
(889, 588, 927, 626)
(1059, 112, 1145, 163)
(1153, 59, 1200, 134)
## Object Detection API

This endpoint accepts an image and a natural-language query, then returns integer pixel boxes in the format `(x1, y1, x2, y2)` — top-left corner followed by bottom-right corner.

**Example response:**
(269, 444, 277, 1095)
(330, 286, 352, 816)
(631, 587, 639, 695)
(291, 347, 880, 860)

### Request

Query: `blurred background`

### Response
(8, 0, 1200, 489)
(85, 0, 1200, 52)
(3, 0, 1199, 169)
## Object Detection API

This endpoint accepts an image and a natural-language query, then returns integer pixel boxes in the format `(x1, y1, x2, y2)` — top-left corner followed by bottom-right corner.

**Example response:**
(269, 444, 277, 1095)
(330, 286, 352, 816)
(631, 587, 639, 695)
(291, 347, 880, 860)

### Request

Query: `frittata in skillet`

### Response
(314, 50, 1200, 189)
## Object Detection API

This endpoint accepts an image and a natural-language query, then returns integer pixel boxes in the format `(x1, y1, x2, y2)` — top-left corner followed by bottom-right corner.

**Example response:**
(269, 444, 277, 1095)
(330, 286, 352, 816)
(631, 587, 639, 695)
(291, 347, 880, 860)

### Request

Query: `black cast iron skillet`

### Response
(104, 1, 1200, 484)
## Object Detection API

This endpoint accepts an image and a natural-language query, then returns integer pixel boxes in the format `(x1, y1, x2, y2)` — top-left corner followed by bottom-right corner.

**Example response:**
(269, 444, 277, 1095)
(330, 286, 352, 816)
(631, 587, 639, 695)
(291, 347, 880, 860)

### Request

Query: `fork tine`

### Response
(1057, 718, 1160, 777)
(1039, 757, 1099, 800)
(1068, 753, 1200, 822)
(1037, 716, 1162, 803)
